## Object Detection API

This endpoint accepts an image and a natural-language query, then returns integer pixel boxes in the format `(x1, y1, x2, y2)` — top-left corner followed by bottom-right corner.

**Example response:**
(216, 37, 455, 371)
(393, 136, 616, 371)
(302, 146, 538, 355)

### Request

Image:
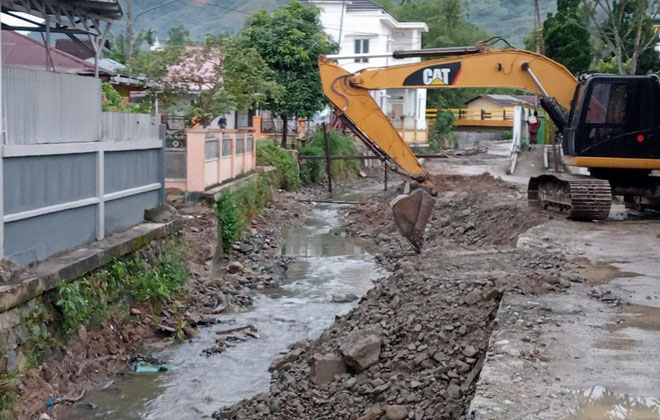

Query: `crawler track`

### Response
(528, 175, 612, 220)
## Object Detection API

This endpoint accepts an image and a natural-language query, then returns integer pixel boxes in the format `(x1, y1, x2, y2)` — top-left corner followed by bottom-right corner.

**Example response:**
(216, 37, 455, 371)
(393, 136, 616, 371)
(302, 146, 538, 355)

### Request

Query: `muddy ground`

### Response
(13, 188, 315, 420)
(219, 172, 583, 420)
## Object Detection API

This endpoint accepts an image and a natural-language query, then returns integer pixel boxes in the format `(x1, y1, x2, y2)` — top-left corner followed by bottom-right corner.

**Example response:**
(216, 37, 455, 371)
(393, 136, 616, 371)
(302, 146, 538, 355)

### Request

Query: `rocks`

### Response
(339, 327, 382, 372)
(310, 353, 347, 385)
(226, 261, 244, 274)
(332, 294, 359, 303)
(144, 203, 178, 223)
(0, 258, 18, 283)
(385, 405, 408, 420)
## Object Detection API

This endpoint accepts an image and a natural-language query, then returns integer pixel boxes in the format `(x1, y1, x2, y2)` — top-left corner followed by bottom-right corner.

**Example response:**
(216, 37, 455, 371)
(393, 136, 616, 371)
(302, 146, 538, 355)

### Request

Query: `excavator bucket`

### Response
(391, 189, 436, 253)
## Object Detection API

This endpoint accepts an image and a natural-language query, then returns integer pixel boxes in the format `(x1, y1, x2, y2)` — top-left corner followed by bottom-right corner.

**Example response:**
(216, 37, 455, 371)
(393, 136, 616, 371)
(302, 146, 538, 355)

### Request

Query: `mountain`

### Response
(112, 0, 287, 41)
(466, 0, 557, 46)
(111, 0, 555, 47)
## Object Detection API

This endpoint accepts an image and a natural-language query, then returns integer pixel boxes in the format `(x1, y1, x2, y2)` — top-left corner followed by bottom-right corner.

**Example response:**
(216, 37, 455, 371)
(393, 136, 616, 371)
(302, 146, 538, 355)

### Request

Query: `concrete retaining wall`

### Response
(0, 220, 181, 374)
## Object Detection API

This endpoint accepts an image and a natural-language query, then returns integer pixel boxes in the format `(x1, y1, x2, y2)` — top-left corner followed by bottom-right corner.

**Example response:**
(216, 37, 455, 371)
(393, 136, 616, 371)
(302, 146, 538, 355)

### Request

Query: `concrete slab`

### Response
(0, 219, 182, 313)
(469, 220, 660, 419)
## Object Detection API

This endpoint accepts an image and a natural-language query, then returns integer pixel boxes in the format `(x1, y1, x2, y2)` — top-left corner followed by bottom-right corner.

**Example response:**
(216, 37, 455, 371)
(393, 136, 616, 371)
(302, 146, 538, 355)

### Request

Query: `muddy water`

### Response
(59, 192, 383, 420)
(565, 386, 660, 419)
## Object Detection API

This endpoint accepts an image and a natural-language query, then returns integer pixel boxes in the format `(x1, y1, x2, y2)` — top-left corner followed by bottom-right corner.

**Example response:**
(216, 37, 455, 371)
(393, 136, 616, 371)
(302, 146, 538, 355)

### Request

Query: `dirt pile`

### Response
(216, 174, 575, 420)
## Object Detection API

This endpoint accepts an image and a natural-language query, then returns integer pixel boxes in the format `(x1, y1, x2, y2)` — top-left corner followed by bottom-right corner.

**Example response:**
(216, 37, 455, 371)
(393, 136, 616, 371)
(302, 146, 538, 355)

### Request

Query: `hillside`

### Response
(113, 0, 287, 41)
(112, 0, 555, 47)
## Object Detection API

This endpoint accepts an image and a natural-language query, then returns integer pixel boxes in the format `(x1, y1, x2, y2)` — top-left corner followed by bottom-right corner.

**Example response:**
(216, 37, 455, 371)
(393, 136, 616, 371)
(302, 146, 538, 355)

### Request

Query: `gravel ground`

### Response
(218, 173, 582, 420)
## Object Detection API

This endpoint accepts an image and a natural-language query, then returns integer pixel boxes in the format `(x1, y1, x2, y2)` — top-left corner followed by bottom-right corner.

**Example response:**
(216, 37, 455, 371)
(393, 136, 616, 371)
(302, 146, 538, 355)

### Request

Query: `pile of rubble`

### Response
(216, 174, 576, 419)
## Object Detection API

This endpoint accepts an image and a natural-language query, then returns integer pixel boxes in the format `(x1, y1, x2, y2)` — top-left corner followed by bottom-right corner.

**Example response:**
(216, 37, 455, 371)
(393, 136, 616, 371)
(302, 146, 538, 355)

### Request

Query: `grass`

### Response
(298, 131, 360, 184)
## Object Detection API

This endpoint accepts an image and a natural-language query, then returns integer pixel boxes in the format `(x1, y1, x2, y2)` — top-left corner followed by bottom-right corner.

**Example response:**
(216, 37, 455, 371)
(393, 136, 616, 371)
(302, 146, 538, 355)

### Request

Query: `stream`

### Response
(59, 187, 384, 420)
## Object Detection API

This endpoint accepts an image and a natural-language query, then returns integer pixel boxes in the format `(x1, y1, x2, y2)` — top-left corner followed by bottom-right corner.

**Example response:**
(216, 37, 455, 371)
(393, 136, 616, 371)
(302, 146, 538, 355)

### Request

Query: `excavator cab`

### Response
(564, 75, 660, 162)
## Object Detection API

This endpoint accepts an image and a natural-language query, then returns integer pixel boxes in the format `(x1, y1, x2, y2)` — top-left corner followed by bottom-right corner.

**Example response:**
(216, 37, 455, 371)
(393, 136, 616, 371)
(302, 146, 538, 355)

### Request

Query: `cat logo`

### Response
(423, 68, 452, 85)
(403, 62, 461, 87)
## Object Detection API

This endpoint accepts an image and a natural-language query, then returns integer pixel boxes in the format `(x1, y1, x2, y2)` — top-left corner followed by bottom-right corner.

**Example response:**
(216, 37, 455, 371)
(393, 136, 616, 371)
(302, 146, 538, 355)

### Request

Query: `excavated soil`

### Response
(219, 174, 578, 420)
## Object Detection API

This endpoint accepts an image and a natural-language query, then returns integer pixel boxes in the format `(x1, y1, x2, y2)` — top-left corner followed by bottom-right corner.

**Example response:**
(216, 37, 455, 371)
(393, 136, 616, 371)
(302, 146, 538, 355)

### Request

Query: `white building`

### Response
(308, 0, 429, 140)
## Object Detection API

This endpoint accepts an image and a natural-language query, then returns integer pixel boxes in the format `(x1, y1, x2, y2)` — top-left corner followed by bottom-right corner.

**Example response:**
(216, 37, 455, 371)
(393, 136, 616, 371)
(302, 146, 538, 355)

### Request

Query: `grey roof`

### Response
(346, 0, 382, 10)
(302, 0, 383, 11)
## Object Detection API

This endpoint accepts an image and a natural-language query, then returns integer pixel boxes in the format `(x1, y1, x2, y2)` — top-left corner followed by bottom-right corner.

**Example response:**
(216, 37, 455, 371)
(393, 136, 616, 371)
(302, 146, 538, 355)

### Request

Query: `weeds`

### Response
(256, 143, 300, 191)
(56, 243, 188, 335)
(0, 372, 18, 418)
(216, 176, 271, 252)
(299, 131, 360, 184)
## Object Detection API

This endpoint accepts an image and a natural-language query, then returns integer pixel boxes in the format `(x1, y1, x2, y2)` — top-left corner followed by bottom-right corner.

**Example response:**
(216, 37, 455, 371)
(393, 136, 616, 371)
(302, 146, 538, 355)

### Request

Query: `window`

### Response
(354, 39, 369, 63)
(586, 83, 628, 125)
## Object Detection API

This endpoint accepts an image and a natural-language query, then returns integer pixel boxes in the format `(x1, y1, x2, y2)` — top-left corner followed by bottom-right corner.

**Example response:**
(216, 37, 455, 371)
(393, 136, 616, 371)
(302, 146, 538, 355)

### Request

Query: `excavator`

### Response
(319, 42, 660, 252)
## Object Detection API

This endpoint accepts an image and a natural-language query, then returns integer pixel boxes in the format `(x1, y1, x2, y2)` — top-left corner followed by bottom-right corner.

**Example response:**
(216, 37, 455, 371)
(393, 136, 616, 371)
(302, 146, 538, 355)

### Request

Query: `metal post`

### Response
(97, 147, 105, 240)
(323, 123, 332, 193)
(45, 16, 52, 71)
(0, 28, 4, 259)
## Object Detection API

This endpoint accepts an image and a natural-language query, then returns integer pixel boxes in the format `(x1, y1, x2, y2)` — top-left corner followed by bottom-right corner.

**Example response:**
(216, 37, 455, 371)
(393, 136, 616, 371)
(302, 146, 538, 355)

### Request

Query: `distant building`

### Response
(465, 94, 538, 110)
(306, 0, 429, 141)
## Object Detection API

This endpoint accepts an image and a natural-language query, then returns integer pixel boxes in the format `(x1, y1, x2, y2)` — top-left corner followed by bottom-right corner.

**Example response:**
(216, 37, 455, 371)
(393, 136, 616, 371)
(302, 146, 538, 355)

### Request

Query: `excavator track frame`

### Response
(528, 175, 612, 220)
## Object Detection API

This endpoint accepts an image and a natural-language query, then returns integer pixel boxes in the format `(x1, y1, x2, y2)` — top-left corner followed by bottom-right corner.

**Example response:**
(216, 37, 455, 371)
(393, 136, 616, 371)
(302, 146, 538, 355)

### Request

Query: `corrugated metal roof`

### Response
(59, 0, 123, 20)
(1, 30, 113, 75)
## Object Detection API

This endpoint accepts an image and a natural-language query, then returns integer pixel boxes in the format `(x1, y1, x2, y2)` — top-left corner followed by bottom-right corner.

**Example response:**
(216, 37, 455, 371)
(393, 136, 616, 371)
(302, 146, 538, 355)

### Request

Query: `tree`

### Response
(240, 0, 338, 147)
(128, 36, 280, 126)
(379, 0, 492, 108)
(105, 29, 155, 64)
(167, 25, 191, 46)
(543, 0, 593, 74)
(582, 0, 660, 74)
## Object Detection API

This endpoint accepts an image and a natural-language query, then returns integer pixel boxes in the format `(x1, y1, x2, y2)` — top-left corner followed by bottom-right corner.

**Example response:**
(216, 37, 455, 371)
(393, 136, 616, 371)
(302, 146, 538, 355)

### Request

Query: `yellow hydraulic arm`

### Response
(319, 47, 577, 185)
(319, 46, 577, 251)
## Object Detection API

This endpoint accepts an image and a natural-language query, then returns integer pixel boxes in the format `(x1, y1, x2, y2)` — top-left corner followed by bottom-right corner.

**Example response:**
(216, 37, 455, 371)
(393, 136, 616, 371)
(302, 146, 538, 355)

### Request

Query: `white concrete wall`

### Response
(313, 1, 428, 130)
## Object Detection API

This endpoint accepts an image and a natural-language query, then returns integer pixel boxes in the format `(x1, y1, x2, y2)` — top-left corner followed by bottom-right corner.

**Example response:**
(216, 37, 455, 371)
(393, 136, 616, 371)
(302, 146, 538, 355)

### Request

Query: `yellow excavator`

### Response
(319, 43, 660, 252)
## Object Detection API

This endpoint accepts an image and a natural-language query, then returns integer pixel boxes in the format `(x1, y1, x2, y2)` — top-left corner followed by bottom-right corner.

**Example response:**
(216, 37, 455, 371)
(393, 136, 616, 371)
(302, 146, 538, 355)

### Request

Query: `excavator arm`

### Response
(319, 46, 578, 251)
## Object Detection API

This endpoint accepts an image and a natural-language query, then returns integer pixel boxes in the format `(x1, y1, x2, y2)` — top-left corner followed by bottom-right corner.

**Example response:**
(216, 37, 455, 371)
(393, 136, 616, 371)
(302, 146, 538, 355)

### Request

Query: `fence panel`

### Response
(2, 67, 102, 145)
(102, 112, 160, 141)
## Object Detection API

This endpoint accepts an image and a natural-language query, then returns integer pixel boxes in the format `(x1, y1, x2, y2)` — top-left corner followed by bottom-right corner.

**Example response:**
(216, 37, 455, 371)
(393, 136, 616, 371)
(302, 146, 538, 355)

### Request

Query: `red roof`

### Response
(1, 30, 113, 75)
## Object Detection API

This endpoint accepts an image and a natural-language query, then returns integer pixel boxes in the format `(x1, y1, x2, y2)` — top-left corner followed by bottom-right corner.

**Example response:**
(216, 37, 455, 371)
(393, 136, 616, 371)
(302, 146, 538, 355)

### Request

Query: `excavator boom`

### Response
(319, 47, 578, 250)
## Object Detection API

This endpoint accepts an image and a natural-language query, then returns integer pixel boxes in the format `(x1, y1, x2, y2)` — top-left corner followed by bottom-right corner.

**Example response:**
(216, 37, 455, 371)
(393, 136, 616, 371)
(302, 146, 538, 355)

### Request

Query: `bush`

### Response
(501, 130, 513, 140)
(56, 245, 188, 335)
(299, 131, 360, 184)
(428, 111, 456, 151)
(256, 143, 300, 191)
(216, 176, 271, 252)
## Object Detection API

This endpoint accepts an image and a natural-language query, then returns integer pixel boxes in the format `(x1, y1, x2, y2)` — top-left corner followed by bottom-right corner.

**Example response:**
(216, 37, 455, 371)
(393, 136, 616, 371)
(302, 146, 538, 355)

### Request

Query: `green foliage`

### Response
(524, 28, 541, 53)
(595, 57, 631, 74)
(585, 0, 660, 74)
(240, 1, 338, 145)
(105, 28, 157, 64)
(501, 130, 513, 140)
(0, 372, 18, 418)
(20, 309, 57, 369)
(128, 36, 279, 127)
(56, 246, 188, 335)
(543, 0, 593, 75)
(256, 143, 301, 190)
(428, 111, 456, 151)
(298, 131, 360, 184)
(101, 82, 147, 113)
(216, 177, 271, 252)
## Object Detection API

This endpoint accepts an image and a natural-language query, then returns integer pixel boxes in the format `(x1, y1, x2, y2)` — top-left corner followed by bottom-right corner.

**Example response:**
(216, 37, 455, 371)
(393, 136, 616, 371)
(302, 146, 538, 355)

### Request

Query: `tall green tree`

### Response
(583, 0, 660, 74)
(240, 0, 337, 147)
(543, 0, 593, 74)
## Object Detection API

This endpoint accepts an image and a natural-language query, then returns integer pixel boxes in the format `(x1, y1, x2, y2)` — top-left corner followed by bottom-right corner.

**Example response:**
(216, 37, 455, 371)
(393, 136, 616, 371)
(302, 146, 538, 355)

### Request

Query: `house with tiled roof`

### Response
(305, 0, 430, 142)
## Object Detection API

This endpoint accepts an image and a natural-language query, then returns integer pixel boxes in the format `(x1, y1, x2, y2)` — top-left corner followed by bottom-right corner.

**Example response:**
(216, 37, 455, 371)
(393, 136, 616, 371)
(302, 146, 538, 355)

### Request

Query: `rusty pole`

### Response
(323, 123, 333, 193)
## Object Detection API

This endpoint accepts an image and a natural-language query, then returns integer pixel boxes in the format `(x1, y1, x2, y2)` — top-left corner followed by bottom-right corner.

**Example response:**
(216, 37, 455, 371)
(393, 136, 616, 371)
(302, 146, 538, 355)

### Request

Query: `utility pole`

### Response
(125, 0, 133, 63)
(534, 0, 545, 55)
